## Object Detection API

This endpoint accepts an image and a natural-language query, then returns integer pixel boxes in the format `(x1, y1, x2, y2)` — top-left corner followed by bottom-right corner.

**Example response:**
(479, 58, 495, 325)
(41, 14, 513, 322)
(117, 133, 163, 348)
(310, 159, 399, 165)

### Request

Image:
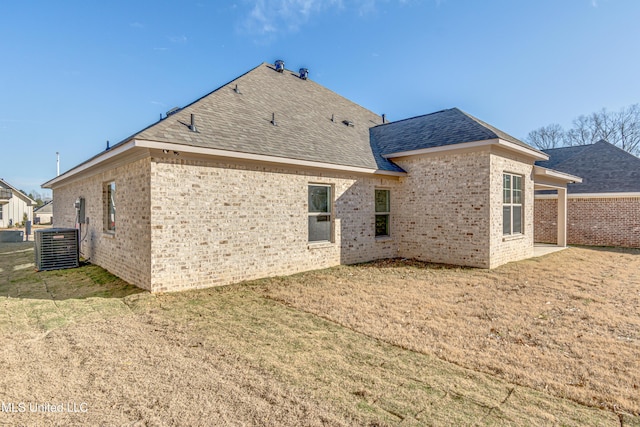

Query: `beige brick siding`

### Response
(488, 151, 535, 268)
(394, 150, 492, 268)
(51, 147, 539, 292)
(52, 158, 152, 290)
(534, 197, 640, 248)
(149, 157, 400, 292)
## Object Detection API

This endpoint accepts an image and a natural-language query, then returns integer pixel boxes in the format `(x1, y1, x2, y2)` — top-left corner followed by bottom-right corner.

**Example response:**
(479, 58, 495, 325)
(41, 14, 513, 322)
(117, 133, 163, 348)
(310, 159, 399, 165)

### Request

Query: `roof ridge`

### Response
(371, 108, 454, 128)
(594, 139, 640, 162)
(454, 109, 501, 141)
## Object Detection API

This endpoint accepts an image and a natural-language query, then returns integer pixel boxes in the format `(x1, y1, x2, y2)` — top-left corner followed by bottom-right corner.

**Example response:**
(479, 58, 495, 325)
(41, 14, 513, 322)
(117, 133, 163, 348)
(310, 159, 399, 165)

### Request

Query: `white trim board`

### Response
(535, 192, 640, 199)
(383, 138, 548, 161)
(43, 139, 407, 188)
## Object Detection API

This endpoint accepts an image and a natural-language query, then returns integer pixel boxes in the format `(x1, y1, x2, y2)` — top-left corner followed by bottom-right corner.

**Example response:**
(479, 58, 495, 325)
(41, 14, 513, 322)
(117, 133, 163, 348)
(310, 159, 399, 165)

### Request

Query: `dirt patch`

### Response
(262, 246, 640, 418)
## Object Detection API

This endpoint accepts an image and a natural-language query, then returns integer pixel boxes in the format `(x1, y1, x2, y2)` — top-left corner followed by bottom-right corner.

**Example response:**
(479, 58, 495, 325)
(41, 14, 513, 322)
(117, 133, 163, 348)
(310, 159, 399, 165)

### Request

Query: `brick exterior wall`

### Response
(52, 158, 152, 290)
(148, 156, 401, 292)
(534, 196, 640, 248)
(533, 198, 557, 244)
(394, 150, 492, 268)
(488, 151, 535, 268)
(51, 147, 538, 292)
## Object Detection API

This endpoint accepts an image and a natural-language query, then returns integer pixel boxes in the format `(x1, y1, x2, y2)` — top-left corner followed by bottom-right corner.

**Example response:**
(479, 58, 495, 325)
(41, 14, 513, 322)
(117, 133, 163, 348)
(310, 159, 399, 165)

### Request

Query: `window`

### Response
(104, 181, 116, 232)
(0, 204, 3, 220)
(503, 174, 523, 235)
(375, 189, 390, 237)
(308, 185, 332, 242)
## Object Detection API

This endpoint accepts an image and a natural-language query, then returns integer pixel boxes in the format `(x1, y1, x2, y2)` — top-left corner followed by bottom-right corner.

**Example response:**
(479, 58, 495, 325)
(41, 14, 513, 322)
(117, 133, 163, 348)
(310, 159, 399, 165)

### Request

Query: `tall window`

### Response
(503, 174, 522, 235)
(0, 204, 3, 220)
(308, 185, 332, 242)
(375, 189, 390, 237)
(105, 181, 116, 232)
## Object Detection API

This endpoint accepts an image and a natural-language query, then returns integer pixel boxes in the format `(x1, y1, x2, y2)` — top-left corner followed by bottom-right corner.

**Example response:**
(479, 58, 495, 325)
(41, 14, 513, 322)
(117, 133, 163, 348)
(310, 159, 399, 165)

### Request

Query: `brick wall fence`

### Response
(534, 196, 640, 248)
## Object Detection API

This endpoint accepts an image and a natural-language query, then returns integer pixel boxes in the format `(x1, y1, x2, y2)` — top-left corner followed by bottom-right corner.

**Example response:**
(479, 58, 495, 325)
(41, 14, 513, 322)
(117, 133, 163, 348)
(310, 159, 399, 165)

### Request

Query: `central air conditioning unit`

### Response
(34, 228, 80, 271)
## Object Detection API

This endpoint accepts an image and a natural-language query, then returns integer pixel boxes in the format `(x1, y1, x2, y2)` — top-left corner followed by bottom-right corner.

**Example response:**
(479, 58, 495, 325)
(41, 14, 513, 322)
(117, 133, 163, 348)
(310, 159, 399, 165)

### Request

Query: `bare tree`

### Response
(616, 104, 640, 155)
(529, 104, 640, 156)
(525, 123, 565, 150)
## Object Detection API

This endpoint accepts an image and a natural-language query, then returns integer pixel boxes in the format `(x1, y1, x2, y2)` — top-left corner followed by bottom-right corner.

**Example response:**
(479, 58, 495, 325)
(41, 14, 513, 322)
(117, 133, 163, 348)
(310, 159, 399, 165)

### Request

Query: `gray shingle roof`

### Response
(536, 145, 590, 169)
(370, 108, 540, 156)
(536, 140, 640, 193)
(132, 63, 403, 172)
(59, 63, 541, 179)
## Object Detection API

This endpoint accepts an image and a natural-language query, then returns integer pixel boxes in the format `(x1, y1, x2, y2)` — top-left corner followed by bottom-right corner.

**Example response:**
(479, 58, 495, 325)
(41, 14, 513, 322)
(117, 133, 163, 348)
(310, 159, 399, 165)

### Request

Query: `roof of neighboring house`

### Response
(536, 140, 640, 193)
(34, 201, 53, 214)
(371, 108, 540, 156)
(0, 178, 36, 205)
(535, 145, 591, 169)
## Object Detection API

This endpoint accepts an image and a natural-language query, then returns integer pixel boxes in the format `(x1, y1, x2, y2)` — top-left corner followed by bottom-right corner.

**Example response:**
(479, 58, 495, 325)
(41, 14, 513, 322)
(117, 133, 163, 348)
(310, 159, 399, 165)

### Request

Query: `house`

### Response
(0, 178, 35, 228)
(534, 140, 640, 248)
(42, 62, 579, 292)
(34, 201, 53, 224)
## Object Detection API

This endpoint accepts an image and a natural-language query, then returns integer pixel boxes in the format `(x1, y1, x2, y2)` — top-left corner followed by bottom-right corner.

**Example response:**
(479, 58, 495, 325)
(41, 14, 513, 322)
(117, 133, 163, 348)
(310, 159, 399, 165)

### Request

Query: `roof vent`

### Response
(166, 107, 181, 116)
(299, 68, 308, 80)
(342, 120, 354, 127)
(275, 60, 285, 72)
(189, 114, 197, 132)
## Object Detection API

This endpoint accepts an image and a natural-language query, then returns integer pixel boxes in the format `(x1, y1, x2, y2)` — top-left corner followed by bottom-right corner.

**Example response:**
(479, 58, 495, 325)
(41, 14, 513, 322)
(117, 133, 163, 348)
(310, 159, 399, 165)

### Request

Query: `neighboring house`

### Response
(43, 62, 579, 292)
(34, 201, 53, 224)
(535, 140, 640, 248)
(0, 178, 35, 228)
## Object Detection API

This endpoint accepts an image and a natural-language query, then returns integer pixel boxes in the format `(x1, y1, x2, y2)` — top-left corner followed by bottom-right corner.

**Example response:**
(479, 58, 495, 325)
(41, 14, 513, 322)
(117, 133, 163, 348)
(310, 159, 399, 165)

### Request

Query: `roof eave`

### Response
(533, 165, 583, 187)
(43, 139, 405, 188)
(42, 139, 137, 188)
(383, 138, 548, 161)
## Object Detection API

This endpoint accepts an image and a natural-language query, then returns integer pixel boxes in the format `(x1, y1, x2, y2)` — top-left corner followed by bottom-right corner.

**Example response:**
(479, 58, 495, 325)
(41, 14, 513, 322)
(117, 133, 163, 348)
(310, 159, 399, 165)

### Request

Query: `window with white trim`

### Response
(104, 181, 116, 232)
(375, 189, 390, 237)
(308, 185, 332, 242)
(503, 173, 523, 235)
(0, 204, 3, 220)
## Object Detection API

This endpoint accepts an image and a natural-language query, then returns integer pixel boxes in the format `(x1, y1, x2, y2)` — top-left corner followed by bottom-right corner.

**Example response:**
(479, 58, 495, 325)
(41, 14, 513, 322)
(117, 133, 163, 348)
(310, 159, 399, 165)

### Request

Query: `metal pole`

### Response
(56, 152, 60, 176)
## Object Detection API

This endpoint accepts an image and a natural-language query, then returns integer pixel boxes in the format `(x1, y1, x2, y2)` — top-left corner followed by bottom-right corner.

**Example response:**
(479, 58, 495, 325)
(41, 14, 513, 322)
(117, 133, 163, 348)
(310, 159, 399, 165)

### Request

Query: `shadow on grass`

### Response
(567, 244, 640, 255)
(0, 242, 144, 301)
(353, 257, 474, 271)
(35, 264, 145, 300)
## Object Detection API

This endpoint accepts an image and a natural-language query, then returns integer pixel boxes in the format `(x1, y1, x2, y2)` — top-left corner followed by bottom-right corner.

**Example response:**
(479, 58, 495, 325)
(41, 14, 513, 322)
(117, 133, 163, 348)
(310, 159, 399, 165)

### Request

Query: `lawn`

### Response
(0, 242, 638, 426)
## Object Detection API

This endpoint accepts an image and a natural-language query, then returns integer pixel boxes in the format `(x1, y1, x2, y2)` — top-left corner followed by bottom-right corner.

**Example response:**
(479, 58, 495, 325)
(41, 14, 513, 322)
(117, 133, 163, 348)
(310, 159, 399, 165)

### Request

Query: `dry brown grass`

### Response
(1, 242, 637, 425)
(261, 246, 640, 419)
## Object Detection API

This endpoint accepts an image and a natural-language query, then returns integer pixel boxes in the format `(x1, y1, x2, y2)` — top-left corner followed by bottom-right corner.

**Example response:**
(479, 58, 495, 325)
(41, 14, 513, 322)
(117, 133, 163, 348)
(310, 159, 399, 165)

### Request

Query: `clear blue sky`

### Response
(1, 0, 639, 196)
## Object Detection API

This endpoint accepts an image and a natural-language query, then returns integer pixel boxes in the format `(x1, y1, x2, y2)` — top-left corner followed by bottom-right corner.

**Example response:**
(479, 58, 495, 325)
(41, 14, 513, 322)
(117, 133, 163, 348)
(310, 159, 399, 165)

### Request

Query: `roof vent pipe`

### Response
(275, 60, 285, 72)
(271, 112, 277, 126)
(299, 68, 308, 80)
(382, 114, 386, 124)
(190, 114, 197, 132)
